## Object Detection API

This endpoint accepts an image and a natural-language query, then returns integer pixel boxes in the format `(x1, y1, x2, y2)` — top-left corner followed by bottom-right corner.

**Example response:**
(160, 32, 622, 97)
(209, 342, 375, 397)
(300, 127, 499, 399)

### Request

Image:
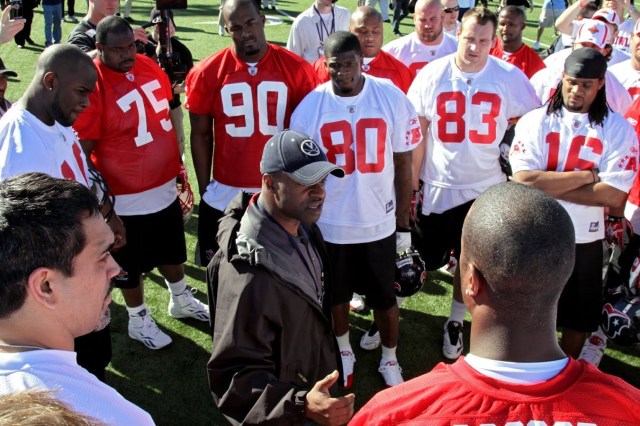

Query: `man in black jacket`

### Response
(207, 130, 354, 425)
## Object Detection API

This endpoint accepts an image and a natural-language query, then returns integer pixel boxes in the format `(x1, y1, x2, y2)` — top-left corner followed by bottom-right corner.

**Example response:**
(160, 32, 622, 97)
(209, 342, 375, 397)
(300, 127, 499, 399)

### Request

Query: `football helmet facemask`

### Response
(394, 248, 426, 297)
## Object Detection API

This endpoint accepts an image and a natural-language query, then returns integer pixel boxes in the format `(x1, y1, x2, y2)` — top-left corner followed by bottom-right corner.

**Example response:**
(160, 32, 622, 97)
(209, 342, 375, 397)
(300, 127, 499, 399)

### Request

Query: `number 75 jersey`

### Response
(408, 55, 539, 190)
(290, 76, 421, 244)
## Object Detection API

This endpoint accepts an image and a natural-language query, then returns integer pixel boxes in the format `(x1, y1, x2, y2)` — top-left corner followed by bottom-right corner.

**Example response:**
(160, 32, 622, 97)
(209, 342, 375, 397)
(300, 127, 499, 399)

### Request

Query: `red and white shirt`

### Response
(511, 106, 638, 243)
(290, 76, 421, 244)
(0, 106, 90, 187)
(349, 357, 640, 425)
(614, 19, 635, 53)
(74, 54, 180, 215)
(408, 54, 539, 214)
(185, 43, 318, 210)
(313, 50, 414, 93)
(383, 32, 458, 77)
(610, 59, 640, 102)
(623, 96, 640, 230)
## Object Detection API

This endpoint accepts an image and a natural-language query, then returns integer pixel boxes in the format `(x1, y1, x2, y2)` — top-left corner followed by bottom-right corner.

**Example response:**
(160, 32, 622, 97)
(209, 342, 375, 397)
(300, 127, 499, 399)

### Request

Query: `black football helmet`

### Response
(394, 248, 426, 297)
(601, 293, 640, 346)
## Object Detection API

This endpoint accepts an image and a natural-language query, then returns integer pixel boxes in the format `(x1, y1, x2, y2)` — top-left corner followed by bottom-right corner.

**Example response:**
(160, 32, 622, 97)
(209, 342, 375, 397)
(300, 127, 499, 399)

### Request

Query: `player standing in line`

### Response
(291, 31, 421, 388)
(531, 19, 632, 115)
(349, 182, 640, 425)
(610, 19, 640, 101)
(286, 0, 351, 64)
(313, 6, 413, 93)
(602, 0, 639, 53)
(407, 7, 539, 360)
(511, 48, 638, 358)
(490, 6, 545, 79)
(186, 0, 318, 267)
(383, 0, 458, 76)
(74, 16, 209, 350)
(442, 0, 461, 36)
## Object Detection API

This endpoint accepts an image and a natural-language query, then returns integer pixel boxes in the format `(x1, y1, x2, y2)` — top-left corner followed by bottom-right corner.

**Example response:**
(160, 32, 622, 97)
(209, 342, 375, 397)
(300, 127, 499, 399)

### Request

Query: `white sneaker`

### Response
(378, 360, 404, 387)
(360, 323, 381, 351)
(340, 350, 356, 389)
(168, 288, 210, 321)
(439, 254, 458, 276)
(218, 26, 225, 36)
(533, 41, 540, 50)
(128, 310, 172, 350)
(349, 293, 365, 312)
(442, 320, 463, 360)
(579, 333, 607, 367)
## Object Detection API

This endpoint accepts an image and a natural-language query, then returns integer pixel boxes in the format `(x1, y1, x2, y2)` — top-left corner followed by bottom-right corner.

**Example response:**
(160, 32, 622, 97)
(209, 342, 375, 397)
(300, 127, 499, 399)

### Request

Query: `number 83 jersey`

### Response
(408, 55, 539, 192)
(290, 76, 421, 244)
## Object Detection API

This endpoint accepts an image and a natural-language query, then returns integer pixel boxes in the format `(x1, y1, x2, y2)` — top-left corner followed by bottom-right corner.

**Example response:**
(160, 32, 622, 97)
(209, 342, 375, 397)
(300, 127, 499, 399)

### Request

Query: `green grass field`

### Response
(1, 0, 638, 424)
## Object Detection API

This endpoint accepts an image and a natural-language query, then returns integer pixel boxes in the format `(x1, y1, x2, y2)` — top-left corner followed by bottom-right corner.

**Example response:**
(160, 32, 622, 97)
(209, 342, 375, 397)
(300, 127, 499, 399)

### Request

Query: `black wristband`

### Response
(607, 216, 624, 222)
(396, 227, 411, 233)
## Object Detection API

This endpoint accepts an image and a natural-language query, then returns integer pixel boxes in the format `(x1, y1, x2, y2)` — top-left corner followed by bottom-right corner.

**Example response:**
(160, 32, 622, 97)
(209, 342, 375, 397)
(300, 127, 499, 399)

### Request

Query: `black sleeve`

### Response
(67, 23, 96, 52)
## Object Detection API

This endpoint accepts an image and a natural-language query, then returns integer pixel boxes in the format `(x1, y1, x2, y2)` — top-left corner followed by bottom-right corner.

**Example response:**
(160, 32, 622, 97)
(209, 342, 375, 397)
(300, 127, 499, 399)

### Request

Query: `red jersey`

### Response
(490, 41, 546, 79)
(184, 44, 318, 188)
(74, 54, 180, 196)
(350, 358, 640, 425)
(312, 50, 414, 93)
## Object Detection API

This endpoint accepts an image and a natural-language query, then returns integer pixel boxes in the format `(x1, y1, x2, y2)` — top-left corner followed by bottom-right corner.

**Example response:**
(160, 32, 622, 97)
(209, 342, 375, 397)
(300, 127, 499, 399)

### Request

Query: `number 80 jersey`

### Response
(408, 55, 539, 191)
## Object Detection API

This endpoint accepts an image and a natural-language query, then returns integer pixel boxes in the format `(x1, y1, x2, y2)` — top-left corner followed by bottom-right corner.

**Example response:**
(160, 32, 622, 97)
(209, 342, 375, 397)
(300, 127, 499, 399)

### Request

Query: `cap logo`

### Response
(587, 25, 599, 33)
(300, 139, 320, 156)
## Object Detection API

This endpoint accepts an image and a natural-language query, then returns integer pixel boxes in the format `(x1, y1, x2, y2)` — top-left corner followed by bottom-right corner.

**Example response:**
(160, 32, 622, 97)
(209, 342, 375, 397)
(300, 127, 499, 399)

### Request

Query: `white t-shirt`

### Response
(382, 32, 458, 76)
(407, 54, 540, 214)
(290, 76, 421, 244)
(286, 3, 351, 63)
(0, 350, 154, 425)
(0, 106, 90, 187)
(609, 59, 640, 101)
(443, 21, 461, 38)
(614, 18, 635, 53)
(510, 106, 638, 243)
(531, 65, 632, 115)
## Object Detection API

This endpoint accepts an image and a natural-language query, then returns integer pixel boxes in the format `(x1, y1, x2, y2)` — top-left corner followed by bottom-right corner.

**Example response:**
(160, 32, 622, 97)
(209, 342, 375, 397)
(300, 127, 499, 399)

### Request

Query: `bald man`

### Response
(313, 6, 413, 92)
(351, 183, 640, 425)
(383, 0, 458, 76)
(0, 44, 123, 381)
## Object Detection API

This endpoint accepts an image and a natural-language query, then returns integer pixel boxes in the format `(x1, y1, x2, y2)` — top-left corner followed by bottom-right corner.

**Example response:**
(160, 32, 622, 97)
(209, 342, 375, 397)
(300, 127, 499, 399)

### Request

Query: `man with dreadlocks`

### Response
(510, 48, 638, 359)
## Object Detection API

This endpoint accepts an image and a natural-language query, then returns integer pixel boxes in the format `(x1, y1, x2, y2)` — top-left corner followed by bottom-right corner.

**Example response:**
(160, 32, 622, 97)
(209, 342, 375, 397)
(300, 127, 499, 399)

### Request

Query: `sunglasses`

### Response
(443, 6, 459, 13)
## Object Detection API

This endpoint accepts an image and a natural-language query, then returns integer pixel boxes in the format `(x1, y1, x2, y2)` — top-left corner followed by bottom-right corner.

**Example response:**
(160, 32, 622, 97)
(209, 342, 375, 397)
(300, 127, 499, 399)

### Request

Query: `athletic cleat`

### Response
(340, 351, 356, 390)
(442, 320, 463, 360)
(439, 251, 458, 276)
(218, 26, 225, 36)
(360, 323, 381, 351)
(349, 293, 365, 312)
(378, 360, 404, 387)
(579, 333, 607, 367)
(168, 288, 210, 321)
(128, 310, 172, 350)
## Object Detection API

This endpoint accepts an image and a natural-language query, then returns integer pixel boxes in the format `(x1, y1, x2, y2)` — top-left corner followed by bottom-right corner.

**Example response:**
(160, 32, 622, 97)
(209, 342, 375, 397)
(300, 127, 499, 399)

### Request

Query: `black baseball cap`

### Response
(0, 58, 17, 78)
(564, 48, 607, 80)
(260, 130, 345, 185)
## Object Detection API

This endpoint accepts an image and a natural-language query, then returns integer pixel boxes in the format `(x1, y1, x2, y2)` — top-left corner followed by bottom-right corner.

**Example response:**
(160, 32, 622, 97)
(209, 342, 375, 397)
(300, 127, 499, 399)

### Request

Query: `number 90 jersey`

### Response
(184, 44, 318, 188)
(510, 107, 638, 243)
(290, 76, 421, 244)
(408, 55, 539, 193)
(74, 54, 180, 196)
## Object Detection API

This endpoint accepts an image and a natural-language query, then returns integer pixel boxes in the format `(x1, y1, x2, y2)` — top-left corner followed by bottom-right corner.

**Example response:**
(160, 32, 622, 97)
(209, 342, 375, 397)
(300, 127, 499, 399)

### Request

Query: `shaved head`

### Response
(350, 5, 383, 26)
(35, 44, 94, 80)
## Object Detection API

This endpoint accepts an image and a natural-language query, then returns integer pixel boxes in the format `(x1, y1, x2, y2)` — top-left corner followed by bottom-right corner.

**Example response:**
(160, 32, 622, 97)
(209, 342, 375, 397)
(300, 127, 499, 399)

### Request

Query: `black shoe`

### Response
(25, 37, 35, 45)
(393, 30, 402, 36)
(383, 19, 391, 23)
(15, 42, 24, 48)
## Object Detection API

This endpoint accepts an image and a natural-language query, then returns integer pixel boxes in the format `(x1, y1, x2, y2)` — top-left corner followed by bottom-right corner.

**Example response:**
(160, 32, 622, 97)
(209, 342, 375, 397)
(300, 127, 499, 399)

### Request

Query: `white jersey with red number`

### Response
(609, 59, 640, 102)
(0, 106, 90, 187)
(185, 44, 318, 210)
(531, 65, 632, 115)
(623, 98, 640, 230)
(290, 76, 421, 244)
(510, 106, 638, 243)
(408, 54, 540, 214)
(614, 19, 635, 53)
(74, 54, 180, 215)
(383, 32, 458, 77)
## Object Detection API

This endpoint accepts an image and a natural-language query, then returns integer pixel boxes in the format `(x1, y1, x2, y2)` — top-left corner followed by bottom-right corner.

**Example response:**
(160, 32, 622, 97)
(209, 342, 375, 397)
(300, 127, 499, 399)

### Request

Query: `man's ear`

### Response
(26, 268, 59, 310)
(464, 263, 485, 298)
(42, 71, 56, 92)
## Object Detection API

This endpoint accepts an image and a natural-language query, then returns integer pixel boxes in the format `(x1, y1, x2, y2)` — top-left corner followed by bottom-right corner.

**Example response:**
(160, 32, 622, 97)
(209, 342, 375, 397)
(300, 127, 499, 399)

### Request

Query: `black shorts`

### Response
(557, 240, 604, 333)
(112, 198, 187, 289)
(327, 233, 396, 310)
(197, 201, 224, 267)
(416, 200, 474, 270)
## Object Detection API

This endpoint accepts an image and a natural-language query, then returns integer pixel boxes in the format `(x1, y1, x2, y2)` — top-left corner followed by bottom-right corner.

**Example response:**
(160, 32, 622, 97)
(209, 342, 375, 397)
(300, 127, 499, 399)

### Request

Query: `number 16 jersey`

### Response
(408, 55, 539, 213)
